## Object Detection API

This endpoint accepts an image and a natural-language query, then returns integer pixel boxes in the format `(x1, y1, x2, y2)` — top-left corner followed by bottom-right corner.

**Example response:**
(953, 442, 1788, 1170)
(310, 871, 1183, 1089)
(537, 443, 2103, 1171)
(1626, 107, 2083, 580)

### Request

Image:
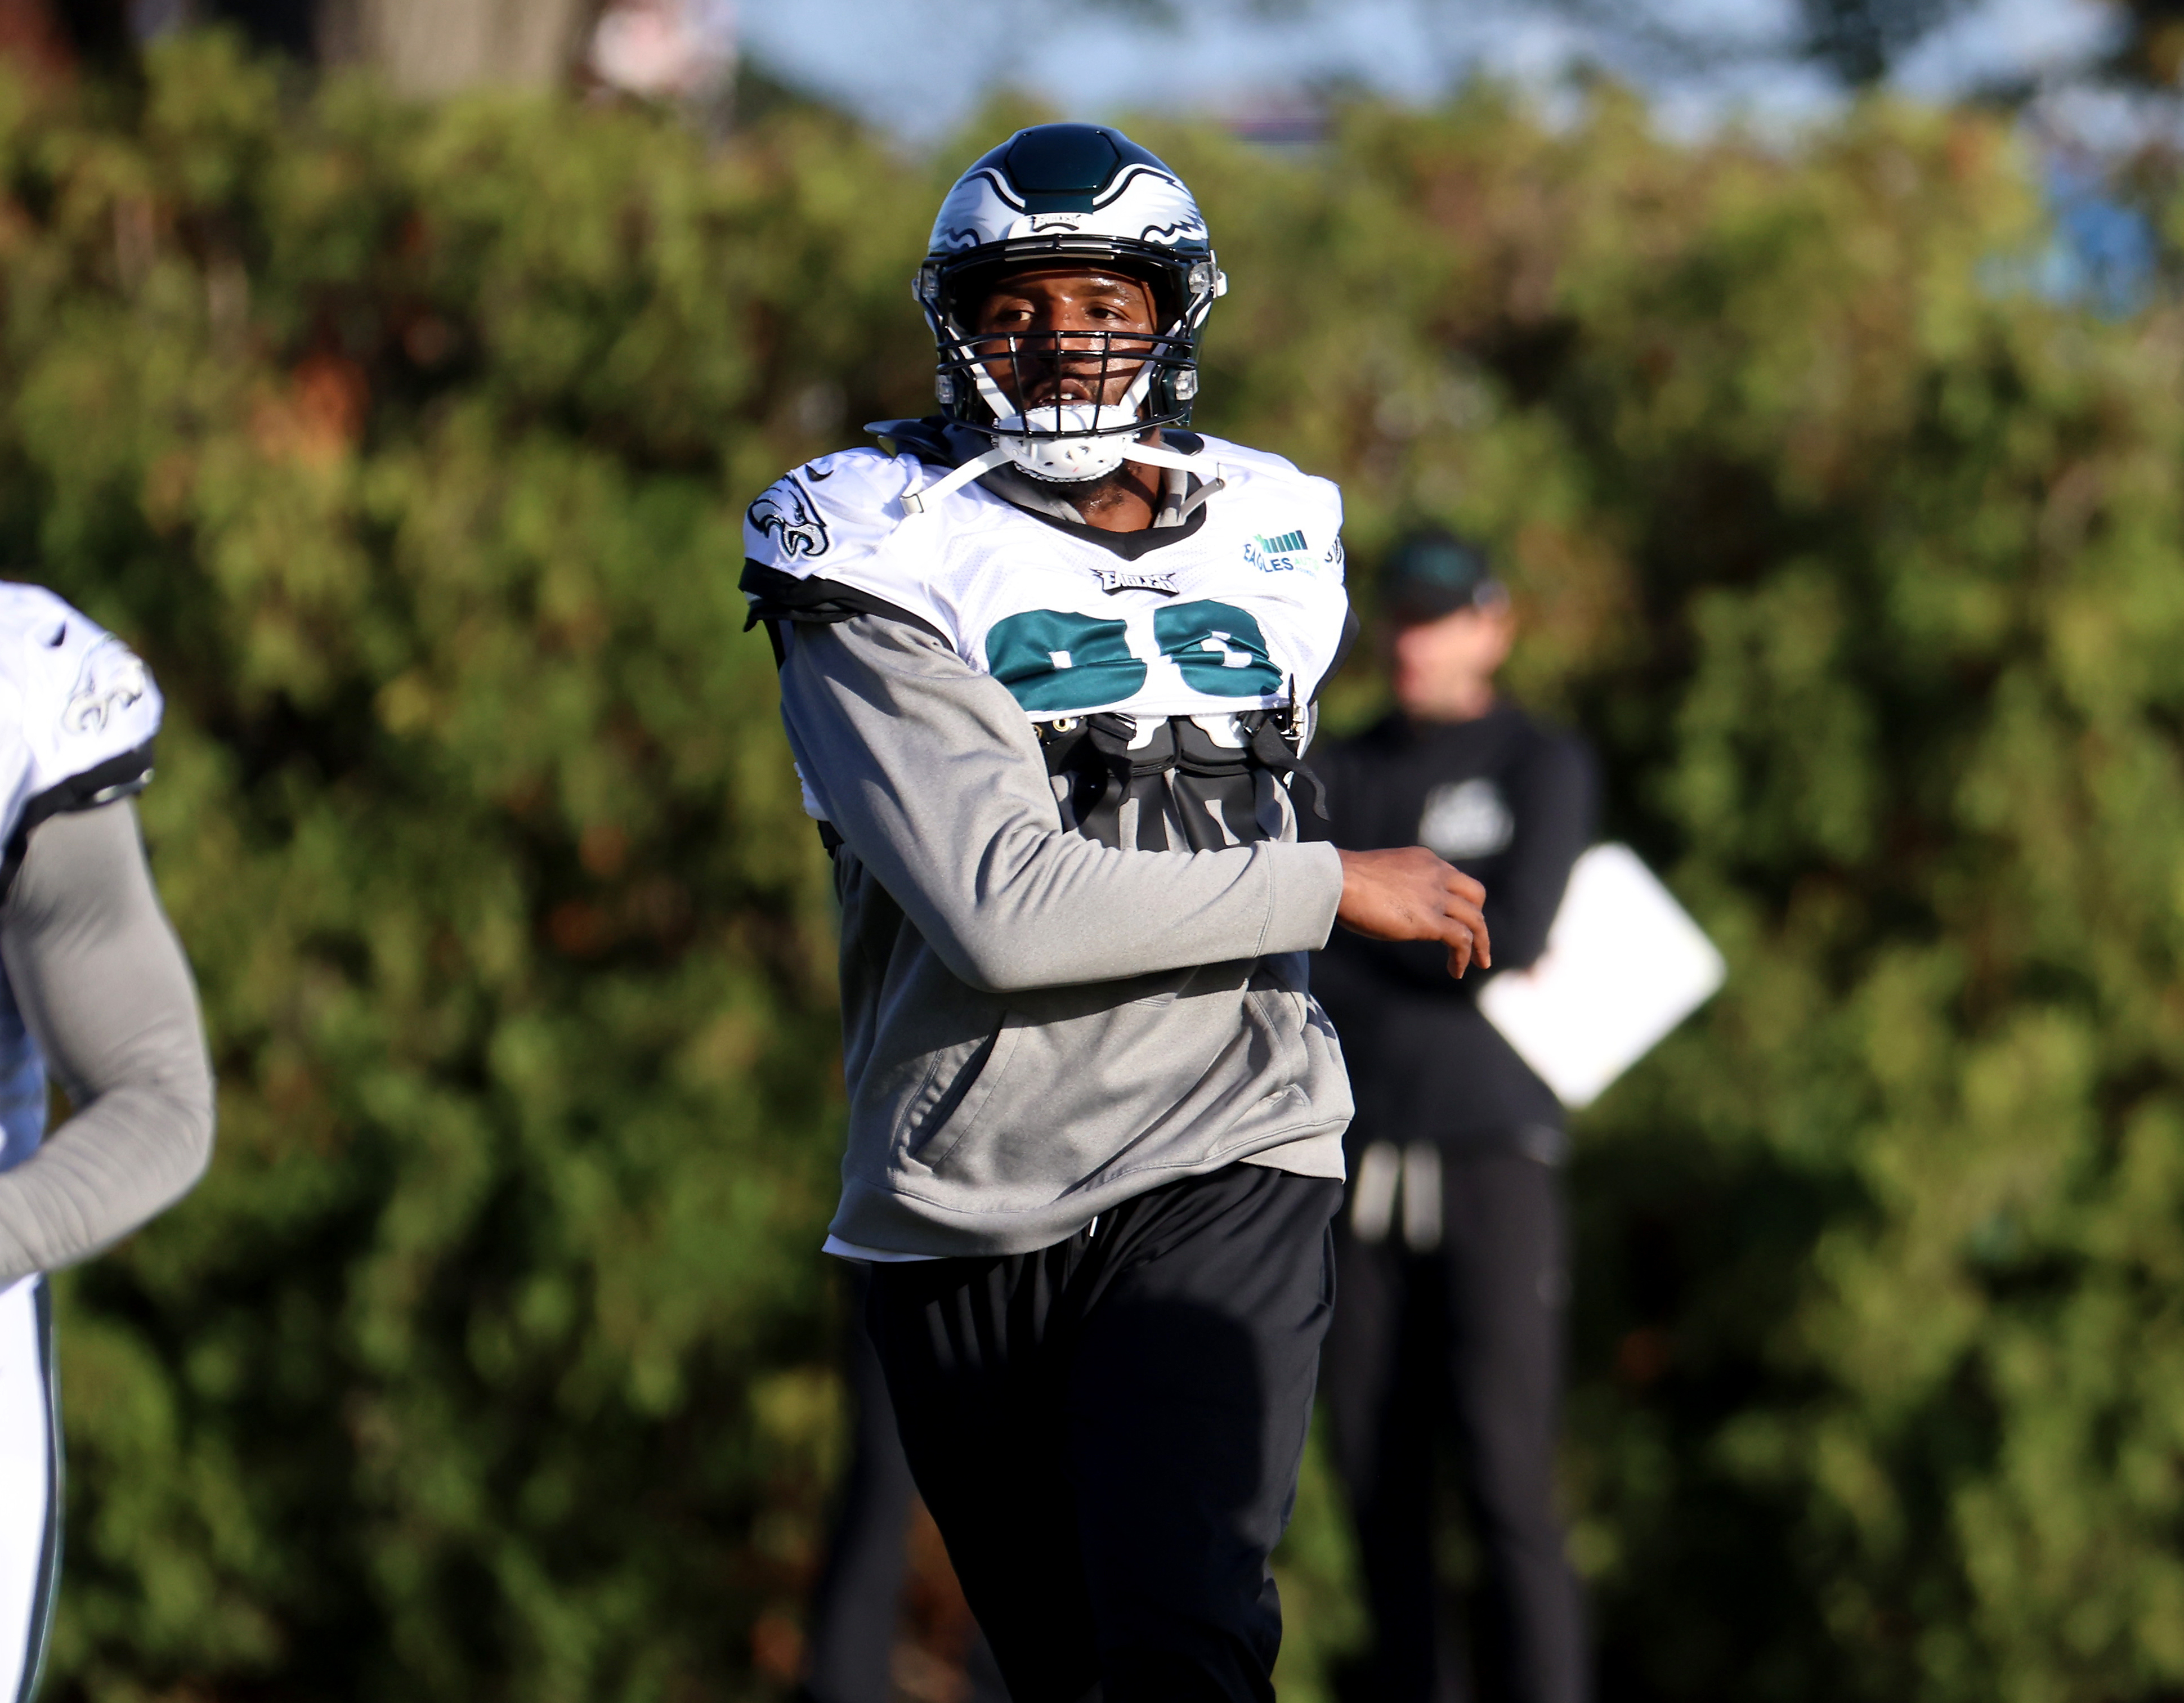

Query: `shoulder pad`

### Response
(862, 418, 956, 467)
(1194, 434, 1346, 579)
(1194, 434, 1341, 505)
(744, 450, 923, 582)
(0, 585, 163, 846)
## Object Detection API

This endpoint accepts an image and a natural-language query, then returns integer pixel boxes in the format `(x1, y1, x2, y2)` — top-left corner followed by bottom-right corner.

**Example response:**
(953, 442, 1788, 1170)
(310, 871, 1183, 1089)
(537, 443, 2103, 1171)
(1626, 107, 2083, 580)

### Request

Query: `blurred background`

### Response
(5, 0, 2184, 1698)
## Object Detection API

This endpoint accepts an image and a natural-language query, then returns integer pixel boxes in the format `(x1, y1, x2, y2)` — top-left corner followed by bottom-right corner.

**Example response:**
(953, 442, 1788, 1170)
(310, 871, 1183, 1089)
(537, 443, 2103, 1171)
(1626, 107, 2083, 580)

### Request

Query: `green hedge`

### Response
(7, 30, 2184, 1703)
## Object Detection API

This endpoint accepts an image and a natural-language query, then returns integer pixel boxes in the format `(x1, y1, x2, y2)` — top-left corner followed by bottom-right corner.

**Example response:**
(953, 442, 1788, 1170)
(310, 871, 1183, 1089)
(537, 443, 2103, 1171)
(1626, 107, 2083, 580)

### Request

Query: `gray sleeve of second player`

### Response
(777, 613, 1345, 994)
(0, 800, 215, 1285)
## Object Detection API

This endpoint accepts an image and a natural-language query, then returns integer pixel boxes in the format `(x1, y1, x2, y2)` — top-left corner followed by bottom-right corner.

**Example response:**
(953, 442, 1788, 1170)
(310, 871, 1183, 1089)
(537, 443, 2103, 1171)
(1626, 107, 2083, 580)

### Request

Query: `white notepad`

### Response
(1476, 843, 1726, 1110)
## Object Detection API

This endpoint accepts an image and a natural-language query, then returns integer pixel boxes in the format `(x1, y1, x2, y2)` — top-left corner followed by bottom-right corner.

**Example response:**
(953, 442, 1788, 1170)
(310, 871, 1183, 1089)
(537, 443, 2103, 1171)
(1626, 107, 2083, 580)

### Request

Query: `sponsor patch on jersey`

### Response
(749, 476, 830, 559)
(1092, 566, 1179, 597)
(1244, 530, 1309, 574)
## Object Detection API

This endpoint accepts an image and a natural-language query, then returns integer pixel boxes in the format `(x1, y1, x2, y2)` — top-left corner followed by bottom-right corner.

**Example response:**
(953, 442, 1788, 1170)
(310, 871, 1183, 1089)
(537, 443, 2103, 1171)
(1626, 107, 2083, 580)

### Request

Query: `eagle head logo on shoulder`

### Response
(64, 638, 149, 736)
(750, 477, 830, 561)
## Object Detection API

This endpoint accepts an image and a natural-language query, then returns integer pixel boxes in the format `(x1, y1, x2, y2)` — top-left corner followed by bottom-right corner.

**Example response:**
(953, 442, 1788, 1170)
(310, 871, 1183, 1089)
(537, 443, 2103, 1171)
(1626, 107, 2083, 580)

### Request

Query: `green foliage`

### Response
(6, 29, 2184, 1703)
(1166, 92, 2183, 1703)
(0, 36, 903, 1701)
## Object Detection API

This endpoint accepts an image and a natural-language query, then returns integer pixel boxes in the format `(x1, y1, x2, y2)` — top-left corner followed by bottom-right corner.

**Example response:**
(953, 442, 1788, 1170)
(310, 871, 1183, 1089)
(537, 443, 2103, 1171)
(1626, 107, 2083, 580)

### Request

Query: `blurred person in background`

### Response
(743, 123, 1492, 1701)
(585, 0, 737, 112)
(0, 589, 216, 1703)
(1308, 530, 1596, 1703)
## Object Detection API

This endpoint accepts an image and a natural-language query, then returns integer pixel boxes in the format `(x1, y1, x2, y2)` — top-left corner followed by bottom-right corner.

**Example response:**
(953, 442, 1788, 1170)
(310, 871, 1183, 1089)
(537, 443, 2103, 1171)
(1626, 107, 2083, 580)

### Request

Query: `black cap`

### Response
(1382, 528, 1502, 621)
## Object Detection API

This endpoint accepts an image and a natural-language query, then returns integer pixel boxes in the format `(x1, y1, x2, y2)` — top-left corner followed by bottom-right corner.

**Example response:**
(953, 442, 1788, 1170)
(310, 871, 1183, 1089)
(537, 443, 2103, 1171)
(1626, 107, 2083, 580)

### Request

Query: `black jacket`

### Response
(1308, 701, 1597, 1153)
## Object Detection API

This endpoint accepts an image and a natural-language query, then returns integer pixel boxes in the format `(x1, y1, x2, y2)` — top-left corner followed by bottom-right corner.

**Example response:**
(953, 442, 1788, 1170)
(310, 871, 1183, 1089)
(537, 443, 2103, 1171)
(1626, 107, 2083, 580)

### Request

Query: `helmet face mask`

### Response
(916, 124, 1225, 481)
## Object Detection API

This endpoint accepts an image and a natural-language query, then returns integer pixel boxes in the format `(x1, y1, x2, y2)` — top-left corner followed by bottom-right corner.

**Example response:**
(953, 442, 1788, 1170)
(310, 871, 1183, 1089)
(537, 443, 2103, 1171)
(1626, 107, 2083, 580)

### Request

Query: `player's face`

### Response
(970, 267, 1161, 417)
(1389, 602, 1516, 722)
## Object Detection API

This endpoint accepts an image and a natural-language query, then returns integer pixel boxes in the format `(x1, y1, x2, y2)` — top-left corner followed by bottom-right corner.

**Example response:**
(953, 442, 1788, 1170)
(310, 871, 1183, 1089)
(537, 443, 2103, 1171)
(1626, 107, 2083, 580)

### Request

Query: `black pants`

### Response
(1322, 1149, 1588, 1703)
(867, 1164, 1343, 1703)
(803, 1267, 1010, 1703)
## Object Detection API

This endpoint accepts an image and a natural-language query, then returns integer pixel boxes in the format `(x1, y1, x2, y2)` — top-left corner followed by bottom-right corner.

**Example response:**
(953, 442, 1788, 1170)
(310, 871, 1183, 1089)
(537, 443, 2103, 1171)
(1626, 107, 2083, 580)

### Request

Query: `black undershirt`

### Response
(1306, 702, 1598, 1152)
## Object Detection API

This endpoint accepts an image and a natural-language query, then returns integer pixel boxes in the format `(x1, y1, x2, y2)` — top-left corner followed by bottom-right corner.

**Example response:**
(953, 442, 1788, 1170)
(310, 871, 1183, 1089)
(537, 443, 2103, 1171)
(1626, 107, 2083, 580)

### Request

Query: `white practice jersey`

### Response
(743, 433, 1350, 732)
(0, 586, 163, 1175)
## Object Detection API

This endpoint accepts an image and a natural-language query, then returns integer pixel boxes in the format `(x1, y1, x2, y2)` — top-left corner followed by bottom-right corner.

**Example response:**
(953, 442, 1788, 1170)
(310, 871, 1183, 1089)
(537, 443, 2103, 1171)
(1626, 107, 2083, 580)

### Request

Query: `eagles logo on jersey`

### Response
(64, 639, 150, 736)
(748, 477, 830, 561)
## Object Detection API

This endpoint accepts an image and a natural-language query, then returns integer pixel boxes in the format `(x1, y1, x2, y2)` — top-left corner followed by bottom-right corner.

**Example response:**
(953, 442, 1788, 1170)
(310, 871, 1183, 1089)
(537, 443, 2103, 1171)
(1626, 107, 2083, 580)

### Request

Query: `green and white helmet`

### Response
(914, 123, 1227, 486)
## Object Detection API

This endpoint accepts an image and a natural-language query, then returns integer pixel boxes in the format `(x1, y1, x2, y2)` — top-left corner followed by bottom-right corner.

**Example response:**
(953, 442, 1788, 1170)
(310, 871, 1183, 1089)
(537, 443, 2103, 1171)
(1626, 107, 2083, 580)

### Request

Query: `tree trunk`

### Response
(316, 0, 594, 94)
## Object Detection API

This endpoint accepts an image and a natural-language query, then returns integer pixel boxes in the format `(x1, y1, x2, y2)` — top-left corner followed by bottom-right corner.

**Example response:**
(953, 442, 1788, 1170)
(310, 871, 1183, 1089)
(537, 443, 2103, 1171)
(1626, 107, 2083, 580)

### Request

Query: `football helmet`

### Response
(910, 123, 1227, 492)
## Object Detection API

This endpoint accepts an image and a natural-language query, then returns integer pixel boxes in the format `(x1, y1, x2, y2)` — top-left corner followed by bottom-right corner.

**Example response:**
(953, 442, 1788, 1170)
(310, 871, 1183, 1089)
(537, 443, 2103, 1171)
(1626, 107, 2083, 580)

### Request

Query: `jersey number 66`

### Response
(987, 600, 1282, 713)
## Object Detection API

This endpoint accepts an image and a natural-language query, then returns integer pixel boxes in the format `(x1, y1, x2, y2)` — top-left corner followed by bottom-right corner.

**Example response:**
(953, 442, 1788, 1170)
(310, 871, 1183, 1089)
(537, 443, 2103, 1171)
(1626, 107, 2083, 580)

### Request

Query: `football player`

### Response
(744, 124, 1487, 1701)
(0, 589, 215, 1703)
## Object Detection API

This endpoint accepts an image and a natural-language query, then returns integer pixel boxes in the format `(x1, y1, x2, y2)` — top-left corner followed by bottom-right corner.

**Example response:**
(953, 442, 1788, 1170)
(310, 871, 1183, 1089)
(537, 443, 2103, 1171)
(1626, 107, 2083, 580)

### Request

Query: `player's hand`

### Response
(1334, 847, 1492, 979)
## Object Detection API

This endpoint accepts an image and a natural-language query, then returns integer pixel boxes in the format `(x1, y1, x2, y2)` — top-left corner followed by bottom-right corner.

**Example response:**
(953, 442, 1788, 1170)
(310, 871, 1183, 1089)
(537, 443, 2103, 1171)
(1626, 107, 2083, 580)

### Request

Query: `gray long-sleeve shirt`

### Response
(780, 613, 1351, 1258)
(0, 800, 215, 1283)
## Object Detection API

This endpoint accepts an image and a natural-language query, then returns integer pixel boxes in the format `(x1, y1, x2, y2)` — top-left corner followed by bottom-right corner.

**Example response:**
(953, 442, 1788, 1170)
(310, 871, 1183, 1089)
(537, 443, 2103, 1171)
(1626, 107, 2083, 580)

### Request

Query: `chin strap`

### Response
(1115, 439, 1206, 474)
(898, 445, 1014, 514)
(899, 434, 1215, 517)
